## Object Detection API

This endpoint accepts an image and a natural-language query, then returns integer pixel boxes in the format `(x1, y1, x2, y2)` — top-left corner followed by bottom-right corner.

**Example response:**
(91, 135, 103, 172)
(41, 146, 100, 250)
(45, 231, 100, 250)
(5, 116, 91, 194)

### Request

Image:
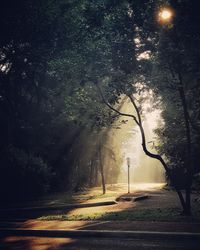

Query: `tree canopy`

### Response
(1, 0, 200, 214)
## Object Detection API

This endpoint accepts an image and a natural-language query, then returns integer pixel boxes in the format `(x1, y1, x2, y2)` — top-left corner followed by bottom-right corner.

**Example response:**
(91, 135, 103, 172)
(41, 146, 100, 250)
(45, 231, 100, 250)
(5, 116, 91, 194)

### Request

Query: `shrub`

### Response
(0, 146, 52, 201)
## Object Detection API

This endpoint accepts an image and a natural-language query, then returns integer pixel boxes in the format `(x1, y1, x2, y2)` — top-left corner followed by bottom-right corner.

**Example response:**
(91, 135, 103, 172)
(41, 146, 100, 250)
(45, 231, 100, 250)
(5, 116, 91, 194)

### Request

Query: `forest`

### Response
(0, 0, 200, 216)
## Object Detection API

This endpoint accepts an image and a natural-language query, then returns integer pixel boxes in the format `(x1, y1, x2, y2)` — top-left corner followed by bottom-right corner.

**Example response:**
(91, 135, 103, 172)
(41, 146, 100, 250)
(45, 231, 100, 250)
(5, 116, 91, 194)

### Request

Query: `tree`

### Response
(0, 0, 122, 197)
(147, 0, 200, 215)
(93, 0, 200, 215)
(1, 0, 199, 210)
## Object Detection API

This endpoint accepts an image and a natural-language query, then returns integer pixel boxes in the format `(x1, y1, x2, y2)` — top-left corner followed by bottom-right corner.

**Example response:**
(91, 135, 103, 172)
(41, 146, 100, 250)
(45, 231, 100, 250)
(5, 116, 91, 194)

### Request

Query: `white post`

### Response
(127, 157, 130, 193)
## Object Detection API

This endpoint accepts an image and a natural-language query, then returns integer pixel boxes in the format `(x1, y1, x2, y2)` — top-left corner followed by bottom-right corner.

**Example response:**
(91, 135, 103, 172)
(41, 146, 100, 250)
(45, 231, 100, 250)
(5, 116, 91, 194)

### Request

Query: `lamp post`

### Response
(127, 157, 130, 193)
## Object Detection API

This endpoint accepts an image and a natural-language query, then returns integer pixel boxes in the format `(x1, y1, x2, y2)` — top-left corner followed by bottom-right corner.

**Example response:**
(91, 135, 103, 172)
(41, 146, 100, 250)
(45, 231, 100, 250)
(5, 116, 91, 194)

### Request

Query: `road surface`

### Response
(0, 236, 199, 250)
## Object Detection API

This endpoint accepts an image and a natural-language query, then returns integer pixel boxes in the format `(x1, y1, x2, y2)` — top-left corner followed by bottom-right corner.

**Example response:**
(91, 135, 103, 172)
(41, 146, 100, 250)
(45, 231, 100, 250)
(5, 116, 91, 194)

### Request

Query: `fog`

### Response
(103, 96, 165, 184)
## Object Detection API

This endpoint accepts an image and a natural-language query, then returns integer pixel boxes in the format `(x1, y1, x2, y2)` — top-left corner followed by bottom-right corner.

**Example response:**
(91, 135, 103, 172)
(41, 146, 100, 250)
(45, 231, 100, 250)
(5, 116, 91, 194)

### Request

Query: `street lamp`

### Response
(158, 7, 174, 24)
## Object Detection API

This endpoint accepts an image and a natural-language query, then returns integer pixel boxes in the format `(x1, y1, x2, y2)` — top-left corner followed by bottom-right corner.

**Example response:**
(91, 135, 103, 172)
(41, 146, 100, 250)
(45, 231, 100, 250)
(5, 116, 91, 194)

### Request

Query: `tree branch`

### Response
(96, 84, 140, 125)
(128, 94, 186, 209)
(128, 94, 142, 125)
(96, 84, 186, 211)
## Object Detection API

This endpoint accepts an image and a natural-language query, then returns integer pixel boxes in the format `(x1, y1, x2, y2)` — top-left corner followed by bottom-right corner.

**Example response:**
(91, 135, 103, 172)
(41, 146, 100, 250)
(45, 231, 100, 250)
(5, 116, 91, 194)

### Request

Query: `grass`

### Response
(36, 184, 200, 222)
(7, 183, 200, 223)
(2, 183, 165, 208)
(38, 185, 121, 204)
(1, 186, 118, 208)
(38, 207, 200, 222)
(74, 192, 116, 201)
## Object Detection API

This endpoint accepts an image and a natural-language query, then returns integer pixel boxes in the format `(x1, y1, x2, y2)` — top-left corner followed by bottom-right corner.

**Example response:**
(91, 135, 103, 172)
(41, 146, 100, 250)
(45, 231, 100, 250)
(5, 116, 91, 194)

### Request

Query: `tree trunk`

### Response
(89, 159, 95, 187)
(177, 73, 192, 215)
(94, 160, 98, 186)
(97, 84, 189, 213)
(128, 95, 188, 213)
(98, 141, 106, 194)
(185, 186, 191, 215)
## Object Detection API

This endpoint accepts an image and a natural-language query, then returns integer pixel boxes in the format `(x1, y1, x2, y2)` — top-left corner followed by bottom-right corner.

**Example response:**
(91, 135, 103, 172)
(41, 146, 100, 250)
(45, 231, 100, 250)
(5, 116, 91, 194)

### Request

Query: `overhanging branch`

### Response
(96, 84, 186, 210)
(96, 84, 139, 126)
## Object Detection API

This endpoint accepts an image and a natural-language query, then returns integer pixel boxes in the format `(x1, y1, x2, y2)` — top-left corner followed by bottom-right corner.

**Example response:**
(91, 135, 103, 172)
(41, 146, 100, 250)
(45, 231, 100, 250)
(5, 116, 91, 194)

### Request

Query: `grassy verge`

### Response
(38, 207, 200, 222)
(1, 187, 118, 208)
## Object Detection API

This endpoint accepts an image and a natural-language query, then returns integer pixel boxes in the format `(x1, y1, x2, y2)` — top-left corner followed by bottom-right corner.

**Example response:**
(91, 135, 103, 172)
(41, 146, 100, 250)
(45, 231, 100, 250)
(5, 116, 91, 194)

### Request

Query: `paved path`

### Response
(1, 220, 200, 233)
(1, 184, 200, 249)
(1, 219, 200, 243)
(1, 236, 199, 250)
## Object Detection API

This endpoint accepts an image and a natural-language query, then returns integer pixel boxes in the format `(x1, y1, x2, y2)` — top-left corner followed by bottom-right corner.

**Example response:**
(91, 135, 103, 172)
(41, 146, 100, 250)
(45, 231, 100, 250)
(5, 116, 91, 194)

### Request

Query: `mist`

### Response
(102, 96, 165, 185)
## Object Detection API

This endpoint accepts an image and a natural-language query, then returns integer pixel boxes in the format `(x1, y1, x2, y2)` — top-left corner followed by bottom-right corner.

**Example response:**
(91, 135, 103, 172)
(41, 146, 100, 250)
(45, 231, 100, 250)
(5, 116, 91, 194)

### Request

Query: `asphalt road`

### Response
(0, 236, 200, 250)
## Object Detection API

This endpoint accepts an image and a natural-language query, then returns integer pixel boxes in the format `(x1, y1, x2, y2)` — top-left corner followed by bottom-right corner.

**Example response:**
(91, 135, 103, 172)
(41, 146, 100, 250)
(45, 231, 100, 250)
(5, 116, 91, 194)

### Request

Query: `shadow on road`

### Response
(1, 236, 200, 250)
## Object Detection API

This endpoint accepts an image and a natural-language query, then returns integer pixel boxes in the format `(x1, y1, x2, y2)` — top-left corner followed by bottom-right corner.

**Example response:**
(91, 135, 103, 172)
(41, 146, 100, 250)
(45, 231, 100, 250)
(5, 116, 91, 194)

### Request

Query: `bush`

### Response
(0, 146, 52, 201)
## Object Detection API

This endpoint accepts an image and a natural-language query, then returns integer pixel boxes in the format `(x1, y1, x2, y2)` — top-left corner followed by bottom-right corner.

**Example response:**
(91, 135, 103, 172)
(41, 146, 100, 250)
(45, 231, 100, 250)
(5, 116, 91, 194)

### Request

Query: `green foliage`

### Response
(0, 146, 52, 201)
(1, 0, 200, 202)
(141, 0, 200, 186)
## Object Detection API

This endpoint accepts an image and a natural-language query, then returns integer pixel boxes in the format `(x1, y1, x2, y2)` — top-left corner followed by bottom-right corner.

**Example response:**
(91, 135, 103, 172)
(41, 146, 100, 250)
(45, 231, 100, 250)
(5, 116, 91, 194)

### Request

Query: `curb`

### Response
(1, 228, 200, 240)
(133, 195, 149, 201)
(0, 201, 116, 213)
(116, 195, 149, 202)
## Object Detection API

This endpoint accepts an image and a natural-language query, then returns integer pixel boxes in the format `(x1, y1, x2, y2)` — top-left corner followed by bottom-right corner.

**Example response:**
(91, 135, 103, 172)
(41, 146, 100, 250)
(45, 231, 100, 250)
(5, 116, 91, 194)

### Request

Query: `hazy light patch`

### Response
(137, 51, 151, 61)
(107, 183, 166, 193)
(0, 63, 11, 73)
(131, 182, 166, 191)
(120, 110, 165, 184)
(134, 38, 140, 44)
(107, 89, 165, 184)
(134, 37, 142, 48)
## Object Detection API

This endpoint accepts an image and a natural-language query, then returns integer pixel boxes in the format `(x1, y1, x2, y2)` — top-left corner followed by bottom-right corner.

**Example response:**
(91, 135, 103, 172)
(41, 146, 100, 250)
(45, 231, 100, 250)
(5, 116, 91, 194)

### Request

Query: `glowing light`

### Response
(137, 51, 151, 61)
(158, 8, 174, 23)
(160, 10, 172, 20)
